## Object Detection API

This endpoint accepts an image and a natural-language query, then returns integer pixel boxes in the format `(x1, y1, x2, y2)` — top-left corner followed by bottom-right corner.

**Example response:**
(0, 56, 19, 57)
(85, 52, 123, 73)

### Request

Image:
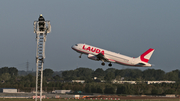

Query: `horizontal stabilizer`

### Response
(137, 63, 145, 65)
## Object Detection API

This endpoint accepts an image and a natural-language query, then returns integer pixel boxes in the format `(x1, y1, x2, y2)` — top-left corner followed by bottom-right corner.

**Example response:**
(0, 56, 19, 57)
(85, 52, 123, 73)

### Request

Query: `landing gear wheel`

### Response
(101, 62, 105, 66)
(79, 54, 82, 58)
(108, 63, 112, 67)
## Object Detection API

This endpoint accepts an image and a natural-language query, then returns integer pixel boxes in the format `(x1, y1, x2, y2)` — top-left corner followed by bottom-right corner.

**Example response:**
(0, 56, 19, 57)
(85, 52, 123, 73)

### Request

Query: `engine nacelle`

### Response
(88, 54, 99, 61)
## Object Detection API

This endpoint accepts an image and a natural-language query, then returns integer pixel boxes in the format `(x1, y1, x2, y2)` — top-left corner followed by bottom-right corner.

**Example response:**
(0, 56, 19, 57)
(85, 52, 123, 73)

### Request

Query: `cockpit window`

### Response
(75, 44, 78, 46)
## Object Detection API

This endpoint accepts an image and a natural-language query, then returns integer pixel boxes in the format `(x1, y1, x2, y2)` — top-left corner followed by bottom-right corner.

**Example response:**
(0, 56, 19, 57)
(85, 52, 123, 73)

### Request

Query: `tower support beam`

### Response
(33, 14, 51, 101)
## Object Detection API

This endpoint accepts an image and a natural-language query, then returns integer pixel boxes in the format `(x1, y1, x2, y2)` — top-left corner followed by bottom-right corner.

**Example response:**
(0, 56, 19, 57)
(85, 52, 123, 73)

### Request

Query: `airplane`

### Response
(71, 43, 154, 67)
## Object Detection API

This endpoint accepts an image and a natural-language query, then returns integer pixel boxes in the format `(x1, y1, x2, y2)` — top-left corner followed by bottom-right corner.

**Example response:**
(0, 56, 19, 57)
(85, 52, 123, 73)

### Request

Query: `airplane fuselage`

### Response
(72, 43, 153, 67)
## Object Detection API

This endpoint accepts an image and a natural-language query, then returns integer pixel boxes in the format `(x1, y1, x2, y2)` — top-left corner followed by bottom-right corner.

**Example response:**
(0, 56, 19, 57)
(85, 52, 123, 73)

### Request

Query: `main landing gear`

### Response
(101, 62, 105, 66)
(108, 63, 112, 67)
(101, 62, 112, 67)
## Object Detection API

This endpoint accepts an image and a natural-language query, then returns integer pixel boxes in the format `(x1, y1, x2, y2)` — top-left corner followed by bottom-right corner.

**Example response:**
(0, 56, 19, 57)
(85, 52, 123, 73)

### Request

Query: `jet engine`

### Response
(88, 54, 99, 61)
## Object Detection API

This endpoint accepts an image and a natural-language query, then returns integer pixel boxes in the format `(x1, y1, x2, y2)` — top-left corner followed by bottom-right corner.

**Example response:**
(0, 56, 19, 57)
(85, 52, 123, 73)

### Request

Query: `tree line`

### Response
(61, 67, 180, 82)
(0, 67, 180, 95)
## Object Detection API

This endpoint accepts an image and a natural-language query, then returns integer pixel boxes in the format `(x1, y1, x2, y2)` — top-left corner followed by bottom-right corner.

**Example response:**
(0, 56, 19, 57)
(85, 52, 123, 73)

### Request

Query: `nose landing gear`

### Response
(79, 54, 82, 58)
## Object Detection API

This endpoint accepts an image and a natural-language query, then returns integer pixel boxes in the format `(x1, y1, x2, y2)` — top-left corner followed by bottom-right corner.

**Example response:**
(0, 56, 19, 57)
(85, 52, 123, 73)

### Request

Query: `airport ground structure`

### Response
(111, 80, 176, 84)
(0, 93, 178, 100)
(0, 88, 17, 93)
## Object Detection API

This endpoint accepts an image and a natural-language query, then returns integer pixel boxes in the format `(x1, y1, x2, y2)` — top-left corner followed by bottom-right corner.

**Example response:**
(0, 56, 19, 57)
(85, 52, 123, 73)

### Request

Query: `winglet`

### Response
(138, 48, 154, 63)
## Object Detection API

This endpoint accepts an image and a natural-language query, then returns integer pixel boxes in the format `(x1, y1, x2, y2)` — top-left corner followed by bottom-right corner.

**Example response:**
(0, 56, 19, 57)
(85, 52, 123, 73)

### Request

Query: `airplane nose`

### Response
(71, 45, 76, 50)
(71, 44, 79, 50)
(71, 45, 74, 49)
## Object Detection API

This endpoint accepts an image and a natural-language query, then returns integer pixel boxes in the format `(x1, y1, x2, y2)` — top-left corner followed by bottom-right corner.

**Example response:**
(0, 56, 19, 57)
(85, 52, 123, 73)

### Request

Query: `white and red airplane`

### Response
(72, 43, 154, 67)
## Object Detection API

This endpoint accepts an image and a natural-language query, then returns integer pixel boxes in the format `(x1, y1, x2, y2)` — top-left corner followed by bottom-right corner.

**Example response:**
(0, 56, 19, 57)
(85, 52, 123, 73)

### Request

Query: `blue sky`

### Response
(0, 0, 179, 72)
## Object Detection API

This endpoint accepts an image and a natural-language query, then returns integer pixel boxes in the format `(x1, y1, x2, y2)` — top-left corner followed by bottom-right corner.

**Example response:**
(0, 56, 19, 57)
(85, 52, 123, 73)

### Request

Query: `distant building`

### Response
(145, 81, 176, 84)
(112, 80, 136, 84)
(0, 88, 17, 93)
(47, 80, 85, 84)
(165, 94, 176, 97)
(100, 80, 106, 83)
(52, 90, 71, 94)
(112, 80, 176, 84)
(72, 80, 85, 83)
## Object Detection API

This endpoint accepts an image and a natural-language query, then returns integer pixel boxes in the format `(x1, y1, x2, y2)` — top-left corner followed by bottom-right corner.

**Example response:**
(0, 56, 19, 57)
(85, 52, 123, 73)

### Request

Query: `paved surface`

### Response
(0, 93, 178, 100)
(0, 93, 94, 98)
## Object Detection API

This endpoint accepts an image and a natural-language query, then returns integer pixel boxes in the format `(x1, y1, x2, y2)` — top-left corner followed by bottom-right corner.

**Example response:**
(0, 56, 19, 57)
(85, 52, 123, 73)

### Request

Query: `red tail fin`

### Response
(139, 48, 154, 63)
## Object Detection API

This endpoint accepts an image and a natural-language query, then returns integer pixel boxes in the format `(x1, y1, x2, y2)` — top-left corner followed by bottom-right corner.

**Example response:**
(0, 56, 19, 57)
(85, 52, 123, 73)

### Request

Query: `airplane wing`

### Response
(96, 53, 115, 62)
(96, 53, 107, 60)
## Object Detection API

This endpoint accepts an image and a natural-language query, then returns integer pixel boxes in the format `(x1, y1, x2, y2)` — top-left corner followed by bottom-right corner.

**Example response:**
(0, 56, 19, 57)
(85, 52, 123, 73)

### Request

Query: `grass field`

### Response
(0, 98, 180, 101)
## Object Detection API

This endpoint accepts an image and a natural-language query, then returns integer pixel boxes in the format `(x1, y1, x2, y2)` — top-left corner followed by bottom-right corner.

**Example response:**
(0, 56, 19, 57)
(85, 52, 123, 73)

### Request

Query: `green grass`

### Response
(0, 98, 179, 101)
